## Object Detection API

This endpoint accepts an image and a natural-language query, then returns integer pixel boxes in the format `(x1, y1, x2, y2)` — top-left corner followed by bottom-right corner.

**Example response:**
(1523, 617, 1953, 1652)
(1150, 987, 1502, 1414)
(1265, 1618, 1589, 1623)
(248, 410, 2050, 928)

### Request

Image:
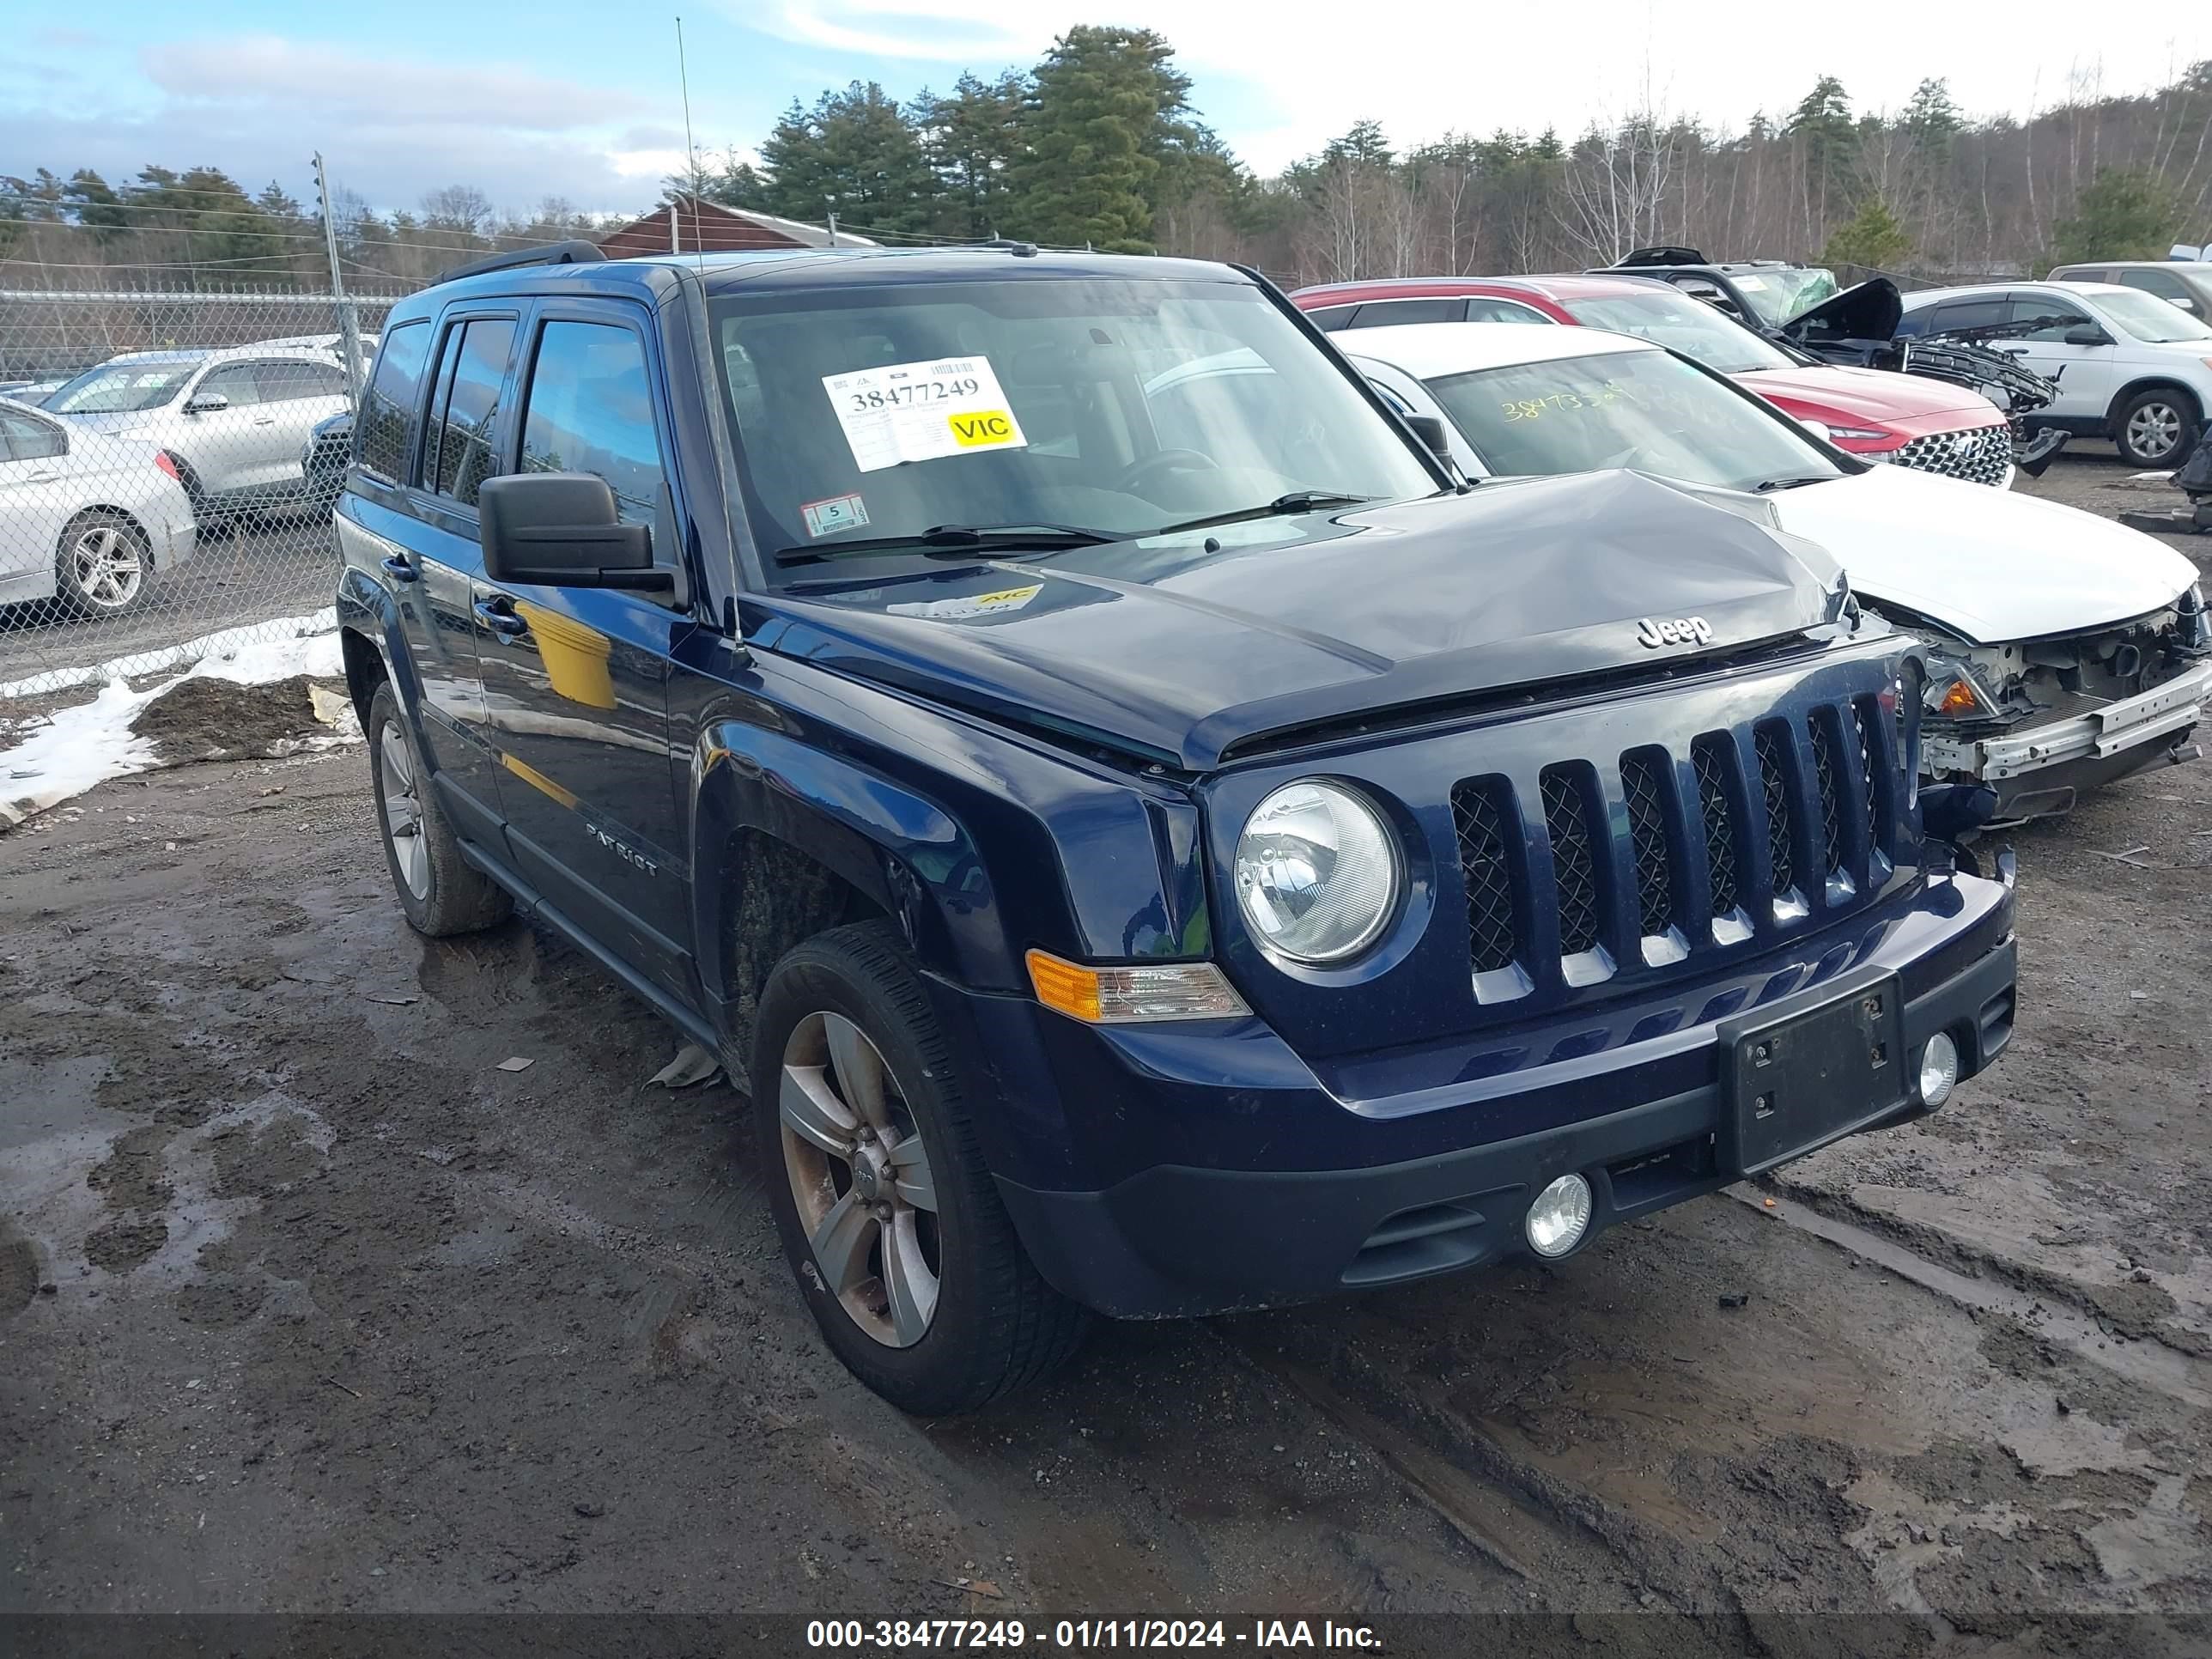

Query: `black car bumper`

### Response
(995, 933, 2015, 1319)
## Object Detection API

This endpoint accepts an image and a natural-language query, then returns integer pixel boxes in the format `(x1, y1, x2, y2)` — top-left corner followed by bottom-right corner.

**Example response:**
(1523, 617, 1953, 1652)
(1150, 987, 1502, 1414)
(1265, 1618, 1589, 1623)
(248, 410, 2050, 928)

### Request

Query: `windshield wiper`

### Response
(772, 523, 1115, 568)
(1751, 475, 1830, 493)
(1151, 491, 1375, 538)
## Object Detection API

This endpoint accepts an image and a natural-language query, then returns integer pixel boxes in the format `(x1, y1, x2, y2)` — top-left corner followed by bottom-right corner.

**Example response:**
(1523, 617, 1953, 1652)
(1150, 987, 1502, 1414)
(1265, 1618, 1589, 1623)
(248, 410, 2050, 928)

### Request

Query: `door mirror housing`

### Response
(1796, 417, 1833, 443)
(2063, 324, 2110, 347)
(185, 392, 229, 415)
(1404, 414, 1453, 459)
(478, 472, 668, 590)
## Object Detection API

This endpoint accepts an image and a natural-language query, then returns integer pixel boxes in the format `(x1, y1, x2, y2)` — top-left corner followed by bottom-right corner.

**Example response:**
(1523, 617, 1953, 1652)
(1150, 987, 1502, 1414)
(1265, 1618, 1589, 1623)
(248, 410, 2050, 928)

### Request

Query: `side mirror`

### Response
(2063, 324, 2110, 347)
(1404, 414, 1454, 459)
(185, 392, 229, 414)
(1796, 417, 1833, 444)
(478, 472, 667, 590)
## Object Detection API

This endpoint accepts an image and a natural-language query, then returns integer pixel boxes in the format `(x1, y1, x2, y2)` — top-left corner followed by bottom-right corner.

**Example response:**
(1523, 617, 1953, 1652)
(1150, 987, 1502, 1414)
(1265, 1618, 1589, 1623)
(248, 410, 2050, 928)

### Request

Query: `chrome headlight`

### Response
(1234, 781, 1400, 963)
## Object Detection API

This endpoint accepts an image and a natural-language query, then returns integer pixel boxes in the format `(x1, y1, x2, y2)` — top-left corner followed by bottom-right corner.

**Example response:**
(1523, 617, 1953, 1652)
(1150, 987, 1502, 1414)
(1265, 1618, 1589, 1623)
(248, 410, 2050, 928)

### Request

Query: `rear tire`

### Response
(54, 510, 151, 618)
(2113, 387, 2199, 468)
(365, 681, 511, 938)
(753, 921, 1087, 1413)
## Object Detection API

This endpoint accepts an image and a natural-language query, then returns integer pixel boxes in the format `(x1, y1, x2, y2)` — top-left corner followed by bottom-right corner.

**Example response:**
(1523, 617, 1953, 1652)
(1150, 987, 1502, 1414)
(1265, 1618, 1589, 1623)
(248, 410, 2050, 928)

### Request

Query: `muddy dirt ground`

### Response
(3, 453, 2209, 1650)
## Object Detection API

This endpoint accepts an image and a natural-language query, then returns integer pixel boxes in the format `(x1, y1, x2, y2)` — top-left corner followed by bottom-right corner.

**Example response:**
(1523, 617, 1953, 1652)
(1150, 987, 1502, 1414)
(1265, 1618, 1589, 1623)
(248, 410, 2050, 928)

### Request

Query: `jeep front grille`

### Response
(1892, 425, 2010, 487)
(1451, 692, 1899, 1000)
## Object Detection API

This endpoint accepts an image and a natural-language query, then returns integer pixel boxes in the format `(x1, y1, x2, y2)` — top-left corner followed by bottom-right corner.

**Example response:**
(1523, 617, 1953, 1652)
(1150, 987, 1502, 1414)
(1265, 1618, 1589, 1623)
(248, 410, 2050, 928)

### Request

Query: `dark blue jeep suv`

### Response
(335, 243, 2018, 1413)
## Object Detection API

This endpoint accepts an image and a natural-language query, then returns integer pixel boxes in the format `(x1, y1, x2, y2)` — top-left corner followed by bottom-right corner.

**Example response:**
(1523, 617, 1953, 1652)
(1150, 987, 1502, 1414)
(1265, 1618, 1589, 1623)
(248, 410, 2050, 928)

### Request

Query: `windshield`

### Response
(2093, 288, 2212, 344)
(45, 361, 203, 415)
(1729, 265, 1838, 326)
(1424, 348, 1846, 494)
(1560, 289, 1796, 374)
(708, 276, 1437, 575)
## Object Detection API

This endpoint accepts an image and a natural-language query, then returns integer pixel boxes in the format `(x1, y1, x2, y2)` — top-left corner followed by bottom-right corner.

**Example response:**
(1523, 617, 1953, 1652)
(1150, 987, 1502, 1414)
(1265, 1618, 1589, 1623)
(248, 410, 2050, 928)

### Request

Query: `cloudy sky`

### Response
(8, 2, 2208, 221)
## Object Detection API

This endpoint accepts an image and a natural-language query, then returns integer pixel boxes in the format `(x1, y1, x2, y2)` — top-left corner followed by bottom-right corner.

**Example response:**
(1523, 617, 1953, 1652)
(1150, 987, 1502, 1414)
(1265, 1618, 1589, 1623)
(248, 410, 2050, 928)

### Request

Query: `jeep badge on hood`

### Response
(1636, 616, 1715, 649)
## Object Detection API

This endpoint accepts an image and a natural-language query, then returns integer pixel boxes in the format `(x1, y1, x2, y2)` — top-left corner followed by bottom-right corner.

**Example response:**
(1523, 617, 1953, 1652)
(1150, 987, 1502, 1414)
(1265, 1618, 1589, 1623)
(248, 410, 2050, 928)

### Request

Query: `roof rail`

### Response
(434, 239, 608, 286)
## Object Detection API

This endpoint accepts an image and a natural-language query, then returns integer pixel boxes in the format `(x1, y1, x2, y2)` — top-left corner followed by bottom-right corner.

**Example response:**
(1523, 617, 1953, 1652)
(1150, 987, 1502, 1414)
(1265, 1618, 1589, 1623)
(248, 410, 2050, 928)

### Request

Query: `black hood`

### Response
(757, 471, 1843, 770)
(1782, 276, 1904, 345)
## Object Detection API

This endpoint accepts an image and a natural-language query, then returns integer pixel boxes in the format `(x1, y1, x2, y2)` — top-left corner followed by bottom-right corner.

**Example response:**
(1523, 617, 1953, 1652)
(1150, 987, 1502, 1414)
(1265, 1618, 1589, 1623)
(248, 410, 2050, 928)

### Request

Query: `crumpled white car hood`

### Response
(1768, 462, 2198, 643)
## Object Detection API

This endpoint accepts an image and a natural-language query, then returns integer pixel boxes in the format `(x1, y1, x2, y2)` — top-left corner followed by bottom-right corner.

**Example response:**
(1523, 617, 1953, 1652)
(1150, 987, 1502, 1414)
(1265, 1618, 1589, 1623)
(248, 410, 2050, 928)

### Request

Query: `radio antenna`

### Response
(676, 15, 705, 274)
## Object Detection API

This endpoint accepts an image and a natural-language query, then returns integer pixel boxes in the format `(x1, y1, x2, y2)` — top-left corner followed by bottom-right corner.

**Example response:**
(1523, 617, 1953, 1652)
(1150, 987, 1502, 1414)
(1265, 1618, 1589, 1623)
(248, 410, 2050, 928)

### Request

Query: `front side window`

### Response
(2010, 297, 2095, 342)
(46, 361, 202, 415)
(519, 321, 665, 524)
(1561, 287, 1794, 374)
(2094, 288, 2212, 343)
(708, 276, 1437, 578)
(428, 319, 516, 505)
(357, 320, 430, 483)
(199, 364, 264, 407)
(1465, 297, 1555, 325)
(1425, 348, 1844, 495)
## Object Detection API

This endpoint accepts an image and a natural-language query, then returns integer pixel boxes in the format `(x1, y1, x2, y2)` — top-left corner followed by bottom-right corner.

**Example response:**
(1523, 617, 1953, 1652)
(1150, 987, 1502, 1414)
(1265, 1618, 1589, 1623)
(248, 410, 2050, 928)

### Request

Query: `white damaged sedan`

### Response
(1345, 324, 2209, 823)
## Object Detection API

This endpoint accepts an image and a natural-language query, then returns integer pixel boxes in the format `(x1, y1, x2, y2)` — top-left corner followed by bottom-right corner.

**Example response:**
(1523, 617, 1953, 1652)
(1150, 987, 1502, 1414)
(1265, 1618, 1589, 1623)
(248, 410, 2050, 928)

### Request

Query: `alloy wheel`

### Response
(378, 720, 428, 899)
(779, 1010, 941, 1348)
(69, 524, 143, 609)
(2127, 402, 2184, 460)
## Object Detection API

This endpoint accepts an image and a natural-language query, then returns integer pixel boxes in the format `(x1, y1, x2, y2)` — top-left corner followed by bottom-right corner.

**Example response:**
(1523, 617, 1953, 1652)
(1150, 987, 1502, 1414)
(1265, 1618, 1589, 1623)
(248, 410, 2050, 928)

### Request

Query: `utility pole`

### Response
(313, 152, 365, 408)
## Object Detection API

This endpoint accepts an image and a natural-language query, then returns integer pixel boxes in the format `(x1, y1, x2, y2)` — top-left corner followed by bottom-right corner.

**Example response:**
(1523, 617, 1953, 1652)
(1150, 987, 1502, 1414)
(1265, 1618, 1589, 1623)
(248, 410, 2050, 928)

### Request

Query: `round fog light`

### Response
(1526, 1174, 1593, 1258)
(1917, 1032, 1960, 1107)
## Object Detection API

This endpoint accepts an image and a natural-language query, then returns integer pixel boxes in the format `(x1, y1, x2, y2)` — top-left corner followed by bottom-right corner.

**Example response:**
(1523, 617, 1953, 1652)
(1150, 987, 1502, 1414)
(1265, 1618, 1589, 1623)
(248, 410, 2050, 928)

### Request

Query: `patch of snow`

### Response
(0, 622, 351, 830)
(0, 608, 339, 700)
(2131, 470, 2179, 481)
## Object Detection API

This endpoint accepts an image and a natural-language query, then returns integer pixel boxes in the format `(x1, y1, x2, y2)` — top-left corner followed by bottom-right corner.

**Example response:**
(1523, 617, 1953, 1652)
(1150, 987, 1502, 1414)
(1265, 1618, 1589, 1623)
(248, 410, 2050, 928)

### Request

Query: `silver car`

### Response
(0, 396, 197, 618)
(41, 339, 356, 525)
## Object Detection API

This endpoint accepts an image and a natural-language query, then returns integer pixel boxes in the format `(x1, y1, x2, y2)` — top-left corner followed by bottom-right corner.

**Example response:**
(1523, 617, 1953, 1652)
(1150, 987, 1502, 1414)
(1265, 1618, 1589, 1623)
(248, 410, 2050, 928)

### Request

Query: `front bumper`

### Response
(988, 875, 2018, 1319)
(1923, 657, 2210, 820)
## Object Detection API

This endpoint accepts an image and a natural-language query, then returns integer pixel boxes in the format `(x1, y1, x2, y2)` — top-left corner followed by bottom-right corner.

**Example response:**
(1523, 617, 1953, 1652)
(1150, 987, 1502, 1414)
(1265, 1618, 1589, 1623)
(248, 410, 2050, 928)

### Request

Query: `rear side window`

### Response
(256, 361, 347, 402)
(357, 321, 430, 483)
(1465, 296, 1554, 325)
(0, 408, 65, 461)
(428, 319, 517, 506)
(518, 321, 665, 525)
(1347, 299, 1466, 327)
(1923, 299, 2009, 335)
(1304, 305, 1357, 331)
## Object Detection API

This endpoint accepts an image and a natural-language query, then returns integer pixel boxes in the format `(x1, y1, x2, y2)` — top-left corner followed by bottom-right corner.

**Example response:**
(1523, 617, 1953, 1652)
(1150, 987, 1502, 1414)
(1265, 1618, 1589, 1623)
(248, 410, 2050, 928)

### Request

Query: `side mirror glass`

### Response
(185, 392, 229, 414)
(477, 472, 667, 591)
(2063, 324, 2109, 347)
(1403, 413, 1453, 459)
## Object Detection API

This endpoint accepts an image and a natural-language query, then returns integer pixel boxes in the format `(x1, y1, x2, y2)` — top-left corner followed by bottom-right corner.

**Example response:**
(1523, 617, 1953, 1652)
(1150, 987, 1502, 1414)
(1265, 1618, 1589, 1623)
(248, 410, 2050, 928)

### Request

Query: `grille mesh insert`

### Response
(1620, 753, 1674, 938)
(1450, 782, 1519, 974)
(1541, 769, 1601, 956)
(1692, 737, 1740, 916)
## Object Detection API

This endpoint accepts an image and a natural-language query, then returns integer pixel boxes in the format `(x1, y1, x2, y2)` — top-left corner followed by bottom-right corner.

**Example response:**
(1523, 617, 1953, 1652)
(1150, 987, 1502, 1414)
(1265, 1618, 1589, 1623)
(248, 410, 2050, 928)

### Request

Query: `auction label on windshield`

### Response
(823, 356, 1028, 473)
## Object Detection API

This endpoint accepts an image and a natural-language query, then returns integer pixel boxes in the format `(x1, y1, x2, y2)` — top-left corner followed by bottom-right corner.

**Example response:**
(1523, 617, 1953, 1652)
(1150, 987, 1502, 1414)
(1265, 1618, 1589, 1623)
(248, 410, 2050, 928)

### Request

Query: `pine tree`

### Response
(757, 82, 939, 238)
(918, 70, 1027, 240)
(1008, 27, 1189, 252)
(1822, 195, 1916, 270)
(2054, 168, 2184, 264)
(1787, 76, 1856, 230)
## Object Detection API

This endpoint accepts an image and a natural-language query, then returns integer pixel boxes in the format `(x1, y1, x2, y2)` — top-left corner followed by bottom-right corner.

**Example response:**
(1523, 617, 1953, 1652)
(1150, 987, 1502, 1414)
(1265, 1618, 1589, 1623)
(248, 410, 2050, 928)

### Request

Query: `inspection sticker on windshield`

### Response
(823, 356, 1027, 472)
(800, 493, 870, 538)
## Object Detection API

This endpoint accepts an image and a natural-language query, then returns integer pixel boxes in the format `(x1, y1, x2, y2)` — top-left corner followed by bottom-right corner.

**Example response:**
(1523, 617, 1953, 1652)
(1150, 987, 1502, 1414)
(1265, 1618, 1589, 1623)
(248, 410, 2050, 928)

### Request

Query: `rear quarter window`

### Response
(357, 320, 432, 483)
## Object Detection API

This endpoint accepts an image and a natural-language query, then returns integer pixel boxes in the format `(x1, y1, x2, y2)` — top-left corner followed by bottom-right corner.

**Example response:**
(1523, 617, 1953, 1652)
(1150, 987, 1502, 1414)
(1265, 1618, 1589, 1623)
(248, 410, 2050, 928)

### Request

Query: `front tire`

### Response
(365, 681, 511, 938)
(2113, 388, 2199, 467)
(54, 511, 151, 617)
(754, 921, 1086, 1413)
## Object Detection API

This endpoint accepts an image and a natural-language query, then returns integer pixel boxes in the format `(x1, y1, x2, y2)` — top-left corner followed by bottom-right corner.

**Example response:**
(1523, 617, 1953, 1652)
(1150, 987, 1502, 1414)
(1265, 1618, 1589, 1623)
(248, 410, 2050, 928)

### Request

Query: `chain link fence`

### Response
(0, 277, 422, 701)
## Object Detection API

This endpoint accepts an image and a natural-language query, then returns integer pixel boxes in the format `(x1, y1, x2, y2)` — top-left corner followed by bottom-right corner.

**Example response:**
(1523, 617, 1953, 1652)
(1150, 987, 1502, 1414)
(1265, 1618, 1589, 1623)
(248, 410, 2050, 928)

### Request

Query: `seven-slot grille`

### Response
(1891, 425, 2010, 488)
(1452, 695, 1896, 993)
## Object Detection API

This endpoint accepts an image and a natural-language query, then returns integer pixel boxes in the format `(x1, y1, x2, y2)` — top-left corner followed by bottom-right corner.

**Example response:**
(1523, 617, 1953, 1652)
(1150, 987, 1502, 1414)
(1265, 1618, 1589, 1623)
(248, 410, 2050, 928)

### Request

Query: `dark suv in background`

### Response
(335, 243, 2018, 1413)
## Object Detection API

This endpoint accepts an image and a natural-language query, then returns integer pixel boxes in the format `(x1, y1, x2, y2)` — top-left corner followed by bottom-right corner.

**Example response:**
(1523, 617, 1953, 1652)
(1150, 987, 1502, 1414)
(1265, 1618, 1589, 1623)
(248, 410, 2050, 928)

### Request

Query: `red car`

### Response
(1289, 274, 2017, 486)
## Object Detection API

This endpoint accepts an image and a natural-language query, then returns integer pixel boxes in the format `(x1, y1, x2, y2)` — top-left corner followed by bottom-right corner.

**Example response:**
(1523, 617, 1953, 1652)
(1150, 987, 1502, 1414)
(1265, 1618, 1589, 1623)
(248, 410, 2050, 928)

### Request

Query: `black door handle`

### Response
(474, 597, 528, 636)
(380, 554, 417, 583)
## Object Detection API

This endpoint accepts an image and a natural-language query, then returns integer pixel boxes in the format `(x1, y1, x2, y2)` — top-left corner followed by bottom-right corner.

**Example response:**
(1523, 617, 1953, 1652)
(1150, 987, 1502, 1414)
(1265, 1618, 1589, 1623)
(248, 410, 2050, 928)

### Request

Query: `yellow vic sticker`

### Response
(948, 409, 1018, 448)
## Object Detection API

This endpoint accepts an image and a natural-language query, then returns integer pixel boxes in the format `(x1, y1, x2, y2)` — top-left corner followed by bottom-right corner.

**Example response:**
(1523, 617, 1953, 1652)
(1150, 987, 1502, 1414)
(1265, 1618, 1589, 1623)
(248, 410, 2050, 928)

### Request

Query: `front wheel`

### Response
(55, 511, 150, 617)
(2114, 388, 2199, 467)
(754, 921, 1086, 1413)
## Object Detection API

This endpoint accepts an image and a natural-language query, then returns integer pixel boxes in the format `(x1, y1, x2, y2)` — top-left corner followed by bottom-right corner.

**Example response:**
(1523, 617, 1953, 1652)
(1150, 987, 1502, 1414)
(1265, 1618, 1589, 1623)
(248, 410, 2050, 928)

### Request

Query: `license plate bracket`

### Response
(1720, 973, 1907, 1176)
